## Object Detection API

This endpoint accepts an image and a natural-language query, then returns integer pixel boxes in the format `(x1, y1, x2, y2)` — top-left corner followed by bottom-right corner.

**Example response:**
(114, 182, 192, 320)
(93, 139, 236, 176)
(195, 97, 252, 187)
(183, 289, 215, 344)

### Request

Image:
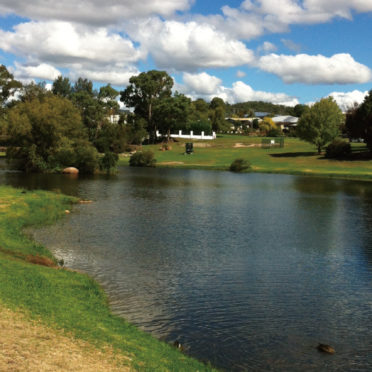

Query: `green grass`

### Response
(0, 186, 217, 371)
(119, 136, 372, 181)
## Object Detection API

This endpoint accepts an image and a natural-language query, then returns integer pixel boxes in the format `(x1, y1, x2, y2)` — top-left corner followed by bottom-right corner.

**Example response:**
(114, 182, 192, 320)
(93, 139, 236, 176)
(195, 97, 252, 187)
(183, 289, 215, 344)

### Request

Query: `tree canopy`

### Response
(6, 95, 99, 173)
(120, 70, 173, 142)
(345, 90, 372, 151)
(296, 97, 343, 154)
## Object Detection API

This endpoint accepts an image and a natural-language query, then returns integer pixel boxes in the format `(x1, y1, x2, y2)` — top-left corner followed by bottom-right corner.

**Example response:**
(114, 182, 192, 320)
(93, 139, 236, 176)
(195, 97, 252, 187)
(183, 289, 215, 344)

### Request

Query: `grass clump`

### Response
(0, 185, 217, 371)
(129, 150, 156, 167)
(229, 158, 251, 172)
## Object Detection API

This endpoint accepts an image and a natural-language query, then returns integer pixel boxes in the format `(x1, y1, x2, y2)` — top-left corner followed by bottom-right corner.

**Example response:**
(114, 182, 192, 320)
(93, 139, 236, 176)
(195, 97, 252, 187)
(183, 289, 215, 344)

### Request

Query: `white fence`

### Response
(156, 130, 216, 140)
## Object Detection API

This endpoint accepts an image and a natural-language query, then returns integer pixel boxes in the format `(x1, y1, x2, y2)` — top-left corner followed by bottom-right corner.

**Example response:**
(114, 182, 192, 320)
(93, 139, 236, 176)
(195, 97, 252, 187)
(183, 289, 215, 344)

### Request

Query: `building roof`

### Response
(272, 115, 298, 124)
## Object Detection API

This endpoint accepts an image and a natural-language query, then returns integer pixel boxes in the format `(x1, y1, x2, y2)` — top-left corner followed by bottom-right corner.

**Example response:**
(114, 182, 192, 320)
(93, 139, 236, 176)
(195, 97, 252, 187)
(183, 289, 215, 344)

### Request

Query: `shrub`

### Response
(99, 151, 119, 173)
(325, 138, 351, 158)
(189, 120, 212, 135)
(229, 158, 251, 173)
(129, 150, 156, 167)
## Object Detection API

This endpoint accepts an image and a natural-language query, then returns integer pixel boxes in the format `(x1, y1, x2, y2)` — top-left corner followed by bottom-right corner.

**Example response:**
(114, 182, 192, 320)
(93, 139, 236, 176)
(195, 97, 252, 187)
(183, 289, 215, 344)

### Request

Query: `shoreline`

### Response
(0, 185, 218, 371)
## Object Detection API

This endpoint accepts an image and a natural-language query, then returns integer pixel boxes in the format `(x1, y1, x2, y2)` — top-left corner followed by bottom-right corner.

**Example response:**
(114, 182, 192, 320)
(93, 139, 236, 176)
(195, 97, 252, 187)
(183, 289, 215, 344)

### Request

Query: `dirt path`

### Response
(0, 304, 131, 372)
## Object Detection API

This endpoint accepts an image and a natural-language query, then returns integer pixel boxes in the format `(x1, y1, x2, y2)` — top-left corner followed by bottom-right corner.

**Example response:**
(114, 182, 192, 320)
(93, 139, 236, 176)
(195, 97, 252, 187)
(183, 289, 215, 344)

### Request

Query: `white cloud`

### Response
(229, 81, 299, 106)
(258, 53, 372, 84)
(127, 18, 255, 71)
(178, 71, 299, 106)
(281, 39, 301, 52)
(258, 41, 277, 53)
(0, 21, 143, 66)
(236, 70, 246, 78)
(0, 0, 192, 25)
(327, 90, 368, 111)
(183, 72, 222, 95)
(13, 62, 61, 81)
(69, 66, 139, 86)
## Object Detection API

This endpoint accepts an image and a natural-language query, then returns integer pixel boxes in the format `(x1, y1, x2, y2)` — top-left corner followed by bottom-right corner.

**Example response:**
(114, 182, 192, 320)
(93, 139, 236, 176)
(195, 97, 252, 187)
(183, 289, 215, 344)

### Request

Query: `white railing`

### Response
(156, 130, 216, 140)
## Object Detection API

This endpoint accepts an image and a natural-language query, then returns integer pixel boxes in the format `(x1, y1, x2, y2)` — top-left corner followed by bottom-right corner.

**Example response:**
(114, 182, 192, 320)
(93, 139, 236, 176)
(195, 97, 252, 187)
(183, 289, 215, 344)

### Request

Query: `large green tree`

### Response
(345, 90, 372, 151)
(296, 97, 343, 154)
(209, 97, 228, 132)
(6, 95, 99, 173)
(153, 92, 191, 140)
(52, 76, 72, 97)
(0, 65, 22, 107)
(120, 70, 173, 142)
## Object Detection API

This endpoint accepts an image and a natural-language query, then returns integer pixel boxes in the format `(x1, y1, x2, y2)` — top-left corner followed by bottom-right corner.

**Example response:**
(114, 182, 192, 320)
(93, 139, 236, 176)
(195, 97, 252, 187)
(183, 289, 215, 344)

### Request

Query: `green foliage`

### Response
(325, 138, 352, 158)
(209, 97, 228, 132)
(20, 81, 50, 102)
(229, 158, 251, 172)
(6, 95, 99, 173)
(154, 92, 191, 139)
(226, 100, 293, 117)
(189, 120, 212, 135)
(129, 150, 156, 167)
(120, 70, 173, 142)
(52, 76, 72, 97)
(0, 64, 22, 108)
(297, 97, 343, 154)
(346, 90, 372, 151)
(99, 151, 119, 173)
(190, 98, 209, 122)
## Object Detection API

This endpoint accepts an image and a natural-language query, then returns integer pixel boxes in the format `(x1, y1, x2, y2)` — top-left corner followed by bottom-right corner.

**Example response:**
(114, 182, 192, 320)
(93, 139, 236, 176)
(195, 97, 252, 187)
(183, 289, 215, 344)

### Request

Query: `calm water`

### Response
(1, 163, 372, 371)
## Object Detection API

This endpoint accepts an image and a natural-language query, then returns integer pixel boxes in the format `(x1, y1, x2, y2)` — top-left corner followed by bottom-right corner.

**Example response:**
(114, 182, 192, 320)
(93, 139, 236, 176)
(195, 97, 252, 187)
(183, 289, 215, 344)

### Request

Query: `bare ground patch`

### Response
(0, 304, 131, 372)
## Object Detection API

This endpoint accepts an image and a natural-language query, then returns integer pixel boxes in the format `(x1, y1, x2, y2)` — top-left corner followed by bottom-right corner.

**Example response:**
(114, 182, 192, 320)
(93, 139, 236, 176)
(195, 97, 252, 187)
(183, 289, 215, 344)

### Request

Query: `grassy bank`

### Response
(0, 186, 217, 371)
(119, 136, 372, 181)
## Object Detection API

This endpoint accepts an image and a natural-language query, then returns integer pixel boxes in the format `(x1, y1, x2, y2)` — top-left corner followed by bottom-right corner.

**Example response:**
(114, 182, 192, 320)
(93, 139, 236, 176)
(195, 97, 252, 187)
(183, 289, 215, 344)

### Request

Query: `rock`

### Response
(317, 344, 335, 354)
(79, 200, 93, 204)
(62, 167, 79, 174)
(65, 210, 70, 214)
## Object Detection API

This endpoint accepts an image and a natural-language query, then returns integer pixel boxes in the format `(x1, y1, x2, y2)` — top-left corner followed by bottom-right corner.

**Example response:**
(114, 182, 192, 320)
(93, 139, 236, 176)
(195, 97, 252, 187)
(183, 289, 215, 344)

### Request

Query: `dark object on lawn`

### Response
(317, 343, 335, 354)
(185, 142, 193, 154)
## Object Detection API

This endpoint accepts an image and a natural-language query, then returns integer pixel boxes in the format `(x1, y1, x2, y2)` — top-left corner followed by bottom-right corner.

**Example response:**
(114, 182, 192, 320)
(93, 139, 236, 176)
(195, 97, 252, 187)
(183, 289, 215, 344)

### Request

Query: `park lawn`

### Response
(119, 136, 372, 180)
(0, 186, 217, 372)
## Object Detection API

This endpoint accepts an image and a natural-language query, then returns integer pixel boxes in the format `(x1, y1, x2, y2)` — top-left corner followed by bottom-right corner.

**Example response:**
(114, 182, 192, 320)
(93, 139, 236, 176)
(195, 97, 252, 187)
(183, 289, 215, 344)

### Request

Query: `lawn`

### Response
(119, 136, 372, 180)
(0, 186, 217, 372)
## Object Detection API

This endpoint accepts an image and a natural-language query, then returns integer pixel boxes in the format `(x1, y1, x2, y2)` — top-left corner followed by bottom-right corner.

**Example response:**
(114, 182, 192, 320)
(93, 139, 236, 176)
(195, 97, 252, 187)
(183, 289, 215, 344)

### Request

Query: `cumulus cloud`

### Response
(0, 21, 143, 66)
(69, 66, 139, 86)
(183, 72, 222, 95)
(258, 53, 372, 84)
(12, 62, 61, 81)
(236, 70, 246, 78)
(178, 71, 299, 105)
(258, 41, 277, 53)
(0, 0, 192, 26)
(127, 18, 255, 71)
(327, 90, 368, 112)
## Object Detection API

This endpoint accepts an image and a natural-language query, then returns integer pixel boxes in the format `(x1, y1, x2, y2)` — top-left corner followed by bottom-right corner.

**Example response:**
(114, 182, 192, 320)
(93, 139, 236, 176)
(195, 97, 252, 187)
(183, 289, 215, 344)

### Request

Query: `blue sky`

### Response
(0, 1, 371, 110)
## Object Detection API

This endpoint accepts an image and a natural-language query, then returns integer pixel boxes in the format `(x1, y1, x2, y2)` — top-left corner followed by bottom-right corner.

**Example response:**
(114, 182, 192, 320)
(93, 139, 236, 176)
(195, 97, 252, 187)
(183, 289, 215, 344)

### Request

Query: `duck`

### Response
(317, 343, 335, 354)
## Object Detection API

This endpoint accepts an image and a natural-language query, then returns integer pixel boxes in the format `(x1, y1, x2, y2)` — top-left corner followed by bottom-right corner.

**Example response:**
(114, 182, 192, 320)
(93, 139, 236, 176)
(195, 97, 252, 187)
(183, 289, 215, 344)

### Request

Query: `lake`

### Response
(1, 164, 371, 371)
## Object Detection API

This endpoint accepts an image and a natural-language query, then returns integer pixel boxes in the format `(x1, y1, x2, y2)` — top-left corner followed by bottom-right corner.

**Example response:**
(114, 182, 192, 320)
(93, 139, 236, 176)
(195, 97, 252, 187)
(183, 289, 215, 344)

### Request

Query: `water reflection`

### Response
(1, 165, 371, 371)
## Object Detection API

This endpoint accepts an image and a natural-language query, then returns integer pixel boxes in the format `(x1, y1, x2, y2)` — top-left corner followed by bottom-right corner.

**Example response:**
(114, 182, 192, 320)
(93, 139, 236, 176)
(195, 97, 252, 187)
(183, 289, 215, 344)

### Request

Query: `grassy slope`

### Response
(119, 136, 372, 180)
(0, 186, 217, 371)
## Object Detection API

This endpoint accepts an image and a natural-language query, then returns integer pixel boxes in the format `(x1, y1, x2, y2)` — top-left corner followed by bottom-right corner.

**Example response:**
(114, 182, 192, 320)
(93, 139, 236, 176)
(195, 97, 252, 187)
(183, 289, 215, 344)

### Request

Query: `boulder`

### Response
(63, 167, 79, 174)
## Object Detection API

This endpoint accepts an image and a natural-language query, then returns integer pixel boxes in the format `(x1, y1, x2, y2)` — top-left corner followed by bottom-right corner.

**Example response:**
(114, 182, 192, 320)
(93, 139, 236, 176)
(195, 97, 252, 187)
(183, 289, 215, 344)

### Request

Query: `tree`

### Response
(209, 97, 228, 132)
(190, 98, 209, 122)
(345, 90, 372, 151)
(52, 76, 72, 97)
(0, 65, 22, 108)
(296, 97, 343, 154)
(153, 92, 191, 140)
(120, 70, 173, 142)
(6, 95, 99, 173)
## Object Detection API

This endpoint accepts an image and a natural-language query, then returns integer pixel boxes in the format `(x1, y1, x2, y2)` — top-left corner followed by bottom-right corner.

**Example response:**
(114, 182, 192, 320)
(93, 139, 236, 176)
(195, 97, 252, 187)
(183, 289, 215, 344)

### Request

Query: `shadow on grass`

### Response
(319, 151, 372, 162)
(270, 152, 316, 158)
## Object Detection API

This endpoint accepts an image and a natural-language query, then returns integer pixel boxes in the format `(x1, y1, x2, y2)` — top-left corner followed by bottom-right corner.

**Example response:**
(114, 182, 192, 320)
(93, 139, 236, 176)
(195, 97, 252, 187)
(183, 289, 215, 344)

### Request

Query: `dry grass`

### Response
(0, 304, 131, 372)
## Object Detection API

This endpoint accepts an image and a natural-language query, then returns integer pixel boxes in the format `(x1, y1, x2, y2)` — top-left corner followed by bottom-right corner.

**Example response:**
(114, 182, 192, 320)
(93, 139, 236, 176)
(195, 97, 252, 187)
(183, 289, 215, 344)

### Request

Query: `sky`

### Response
(0, 0, 371, 110)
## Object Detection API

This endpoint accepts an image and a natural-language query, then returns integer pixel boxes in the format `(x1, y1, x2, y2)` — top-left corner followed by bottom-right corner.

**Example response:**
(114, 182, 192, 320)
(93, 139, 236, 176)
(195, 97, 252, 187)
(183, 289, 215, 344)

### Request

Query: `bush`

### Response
(99, 151, 119, 173)
(189, 120, 212, 135)
(229, 158, 251, 172)
(129, 151, 156, 167)
(325, 138, 351, 158)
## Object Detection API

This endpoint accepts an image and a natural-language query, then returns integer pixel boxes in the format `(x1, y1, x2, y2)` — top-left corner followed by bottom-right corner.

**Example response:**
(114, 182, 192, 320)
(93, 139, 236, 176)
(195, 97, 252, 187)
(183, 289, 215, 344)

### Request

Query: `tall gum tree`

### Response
(120, 70, 173, 142)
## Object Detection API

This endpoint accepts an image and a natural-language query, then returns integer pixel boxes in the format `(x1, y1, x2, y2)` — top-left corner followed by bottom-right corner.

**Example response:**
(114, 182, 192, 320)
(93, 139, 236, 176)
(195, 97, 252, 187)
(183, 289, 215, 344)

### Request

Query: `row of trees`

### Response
(0, 67, 229, 173)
